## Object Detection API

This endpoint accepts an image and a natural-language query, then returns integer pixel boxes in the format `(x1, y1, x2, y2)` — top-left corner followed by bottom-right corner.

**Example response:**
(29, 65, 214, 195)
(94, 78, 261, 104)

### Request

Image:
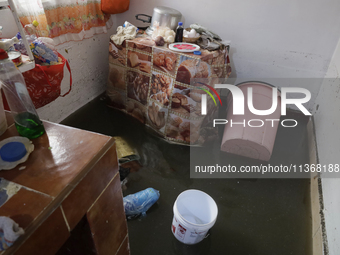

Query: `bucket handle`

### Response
(135, 14, 152, 23)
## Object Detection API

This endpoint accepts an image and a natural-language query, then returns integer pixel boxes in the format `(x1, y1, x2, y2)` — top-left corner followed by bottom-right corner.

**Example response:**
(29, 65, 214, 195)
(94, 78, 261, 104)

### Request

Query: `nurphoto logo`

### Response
(200, 84, 312, 128)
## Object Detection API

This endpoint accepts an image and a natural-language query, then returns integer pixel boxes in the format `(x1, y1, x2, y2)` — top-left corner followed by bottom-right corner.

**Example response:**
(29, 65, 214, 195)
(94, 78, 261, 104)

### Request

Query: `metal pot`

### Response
(135, 6, 182, 35)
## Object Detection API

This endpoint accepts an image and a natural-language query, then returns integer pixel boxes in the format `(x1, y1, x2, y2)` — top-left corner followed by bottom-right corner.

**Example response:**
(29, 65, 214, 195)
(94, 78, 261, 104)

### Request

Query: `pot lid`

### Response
(153, 6, 182, 17)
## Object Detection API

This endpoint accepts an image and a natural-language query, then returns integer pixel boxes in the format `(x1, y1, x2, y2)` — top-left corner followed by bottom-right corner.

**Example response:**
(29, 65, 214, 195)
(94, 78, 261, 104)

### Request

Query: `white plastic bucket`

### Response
(221, 81, 281, 161)
(172, 190, 218, 245)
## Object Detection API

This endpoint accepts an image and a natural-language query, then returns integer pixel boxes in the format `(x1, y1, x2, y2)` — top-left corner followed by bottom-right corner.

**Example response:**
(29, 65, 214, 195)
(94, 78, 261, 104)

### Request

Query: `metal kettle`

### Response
(135, 6, 182, 35)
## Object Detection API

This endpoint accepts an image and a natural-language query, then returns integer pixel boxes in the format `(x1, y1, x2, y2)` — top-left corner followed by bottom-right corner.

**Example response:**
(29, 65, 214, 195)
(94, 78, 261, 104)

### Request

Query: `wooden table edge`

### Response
(1, 136, 117, 255)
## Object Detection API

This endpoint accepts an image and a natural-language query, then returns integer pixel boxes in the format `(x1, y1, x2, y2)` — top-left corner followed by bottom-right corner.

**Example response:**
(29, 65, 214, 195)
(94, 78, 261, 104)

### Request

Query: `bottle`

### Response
(24, 20, 39, 37)
(14, 33, 29, 55)
(15, 26, 37, 55)
(0, 49, 45, 139)
(175, 22, 184, 43)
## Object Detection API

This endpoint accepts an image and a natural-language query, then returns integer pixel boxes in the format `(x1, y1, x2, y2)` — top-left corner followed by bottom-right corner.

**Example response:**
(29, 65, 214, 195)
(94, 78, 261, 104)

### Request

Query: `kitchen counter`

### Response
(0, 112, 129, 255)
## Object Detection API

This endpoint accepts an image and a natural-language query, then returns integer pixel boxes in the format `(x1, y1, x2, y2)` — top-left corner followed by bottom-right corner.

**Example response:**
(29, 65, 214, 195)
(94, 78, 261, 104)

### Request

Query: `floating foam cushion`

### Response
(0, 142, 27, 162)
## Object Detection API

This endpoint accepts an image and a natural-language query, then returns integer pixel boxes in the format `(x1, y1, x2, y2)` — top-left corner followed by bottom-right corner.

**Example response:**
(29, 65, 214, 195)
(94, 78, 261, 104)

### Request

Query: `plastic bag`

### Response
(111, 21, 137, 45)
(3, 52, 72, 110)
(30, 40, 58, 65)
(14, 33, 57, 60)
(151, 22, 175, 43)
(123, 188, 160, 218)
(36, 37, 56, 51)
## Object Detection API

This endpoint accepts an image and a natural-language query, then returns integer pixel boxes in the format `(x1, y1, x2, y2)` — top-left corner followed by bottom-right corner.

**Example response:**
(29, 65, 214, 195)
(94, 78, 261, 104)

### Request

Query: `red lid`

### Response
(0, 49, 9, 60)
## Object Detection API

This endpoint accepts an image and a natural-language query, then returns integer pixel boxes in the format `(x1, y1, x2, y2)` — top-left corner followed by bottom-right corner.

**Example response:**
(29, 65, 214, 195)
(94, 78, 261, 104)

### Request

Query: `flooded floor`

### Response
(61, 95, 312, 255)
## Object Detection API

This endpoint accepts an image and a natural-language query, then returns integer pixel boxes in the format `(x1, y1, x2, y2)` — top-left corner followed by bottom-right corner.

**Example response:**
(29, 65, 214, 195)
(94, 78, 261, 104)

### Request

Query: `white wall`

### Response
(314, 37, 340, 255)
(2, 0, 340, 120)
(37, 22, 116, 123)
(116, 0, 340, 110)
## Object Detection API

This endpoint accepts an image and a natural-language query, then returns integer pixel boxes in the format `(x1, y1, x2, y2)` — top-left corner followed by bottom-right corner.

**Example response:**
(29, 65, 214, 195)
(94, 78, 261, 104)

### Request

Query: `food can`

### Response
(8, 51, 23, 67)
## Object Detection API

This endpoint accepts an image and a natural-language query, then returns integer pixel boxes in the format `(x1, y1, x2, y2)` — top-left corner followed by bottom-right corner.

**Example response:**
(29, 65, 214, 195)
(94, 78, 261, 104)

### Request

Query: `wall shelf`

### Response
(18, 58, 35, 72)
(0, 0, 35, 72)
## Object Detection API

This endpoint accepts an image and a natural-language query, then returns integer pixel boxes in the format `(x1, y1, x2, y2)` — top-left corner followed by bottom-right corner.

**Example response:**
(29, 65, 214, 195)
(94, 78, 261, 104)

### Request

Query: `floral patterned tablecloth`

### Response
(107, 37, 231, 145)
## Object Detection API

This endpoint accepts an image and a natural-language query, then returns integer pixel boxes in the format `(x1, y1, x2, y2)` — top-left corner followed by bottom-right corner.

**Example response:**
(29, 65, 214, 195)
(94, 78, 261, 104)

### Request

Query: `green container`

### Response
(15, 112, 45, 139)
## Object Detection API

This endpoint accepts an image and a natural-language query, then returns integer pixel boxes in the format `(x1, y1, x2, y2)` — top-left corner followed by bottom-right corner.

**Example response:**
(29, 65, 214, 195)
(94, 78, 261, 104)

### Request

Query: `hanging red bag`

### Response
(101, 0, 130, 14)
(22, 52, 72, 109)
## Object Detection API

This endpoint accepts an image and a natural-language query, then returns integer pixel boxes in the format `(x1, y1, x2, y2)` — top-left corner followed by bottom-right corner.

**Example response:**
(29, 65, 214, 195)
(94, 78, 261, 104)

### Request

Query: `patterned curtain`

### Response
(13, 0, 113, 44)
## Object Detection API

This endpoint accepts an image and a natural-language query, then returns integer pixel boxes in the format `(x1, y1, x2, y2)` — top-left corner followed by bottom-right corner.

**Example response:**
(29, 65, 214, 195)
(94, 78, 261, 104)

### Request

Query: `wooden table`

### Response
(0, 113, 129, 255)
(107, 37, 231, 146)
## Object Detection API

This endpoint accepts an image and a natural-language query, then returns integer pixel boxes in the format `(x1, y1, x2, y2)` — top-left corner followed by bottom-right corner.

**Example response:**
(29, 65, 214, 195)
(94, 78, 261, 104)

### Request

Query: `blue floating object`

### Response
(0, 142, 27, 162)
(194, 51, 201, 55)
(123, 188, 160, 217)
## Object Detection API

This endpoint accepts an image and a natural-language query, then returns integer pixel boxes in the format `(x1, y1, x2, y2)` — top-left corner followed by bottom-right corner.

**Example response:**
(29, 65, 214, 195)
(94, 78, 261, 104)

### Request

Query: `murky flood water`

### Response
(61, 95, 312, 255)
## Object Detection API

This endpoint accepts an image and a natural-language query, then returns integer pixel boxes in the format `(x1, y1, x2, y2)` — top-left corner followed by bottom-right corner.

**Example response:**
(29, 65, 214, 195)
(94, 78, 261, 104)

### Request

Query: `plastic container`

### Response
(175, 22, 184, 42)
(0, 136, 34, 170)
(221, 81, 281, 161)
(0, 141, 27, 162)
(172, 190, 218, 245)
(7, 51, 22, 67)
(0, 87, 7, 136)
(0, 49, 45, 139)
(0, 37, 19, 51)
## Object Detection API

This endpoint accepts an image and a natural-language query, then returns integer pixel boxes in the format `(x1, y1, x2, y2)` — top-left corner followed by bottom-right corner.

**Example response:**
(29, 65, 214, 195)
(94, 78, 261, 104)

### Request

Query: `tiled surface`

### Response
(87, 175, 128, 255)
(0, 121, 111, 197)
(0, 187, 52, 229)
(62, 144, 119, 230)
(15, 207, 70, 255)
